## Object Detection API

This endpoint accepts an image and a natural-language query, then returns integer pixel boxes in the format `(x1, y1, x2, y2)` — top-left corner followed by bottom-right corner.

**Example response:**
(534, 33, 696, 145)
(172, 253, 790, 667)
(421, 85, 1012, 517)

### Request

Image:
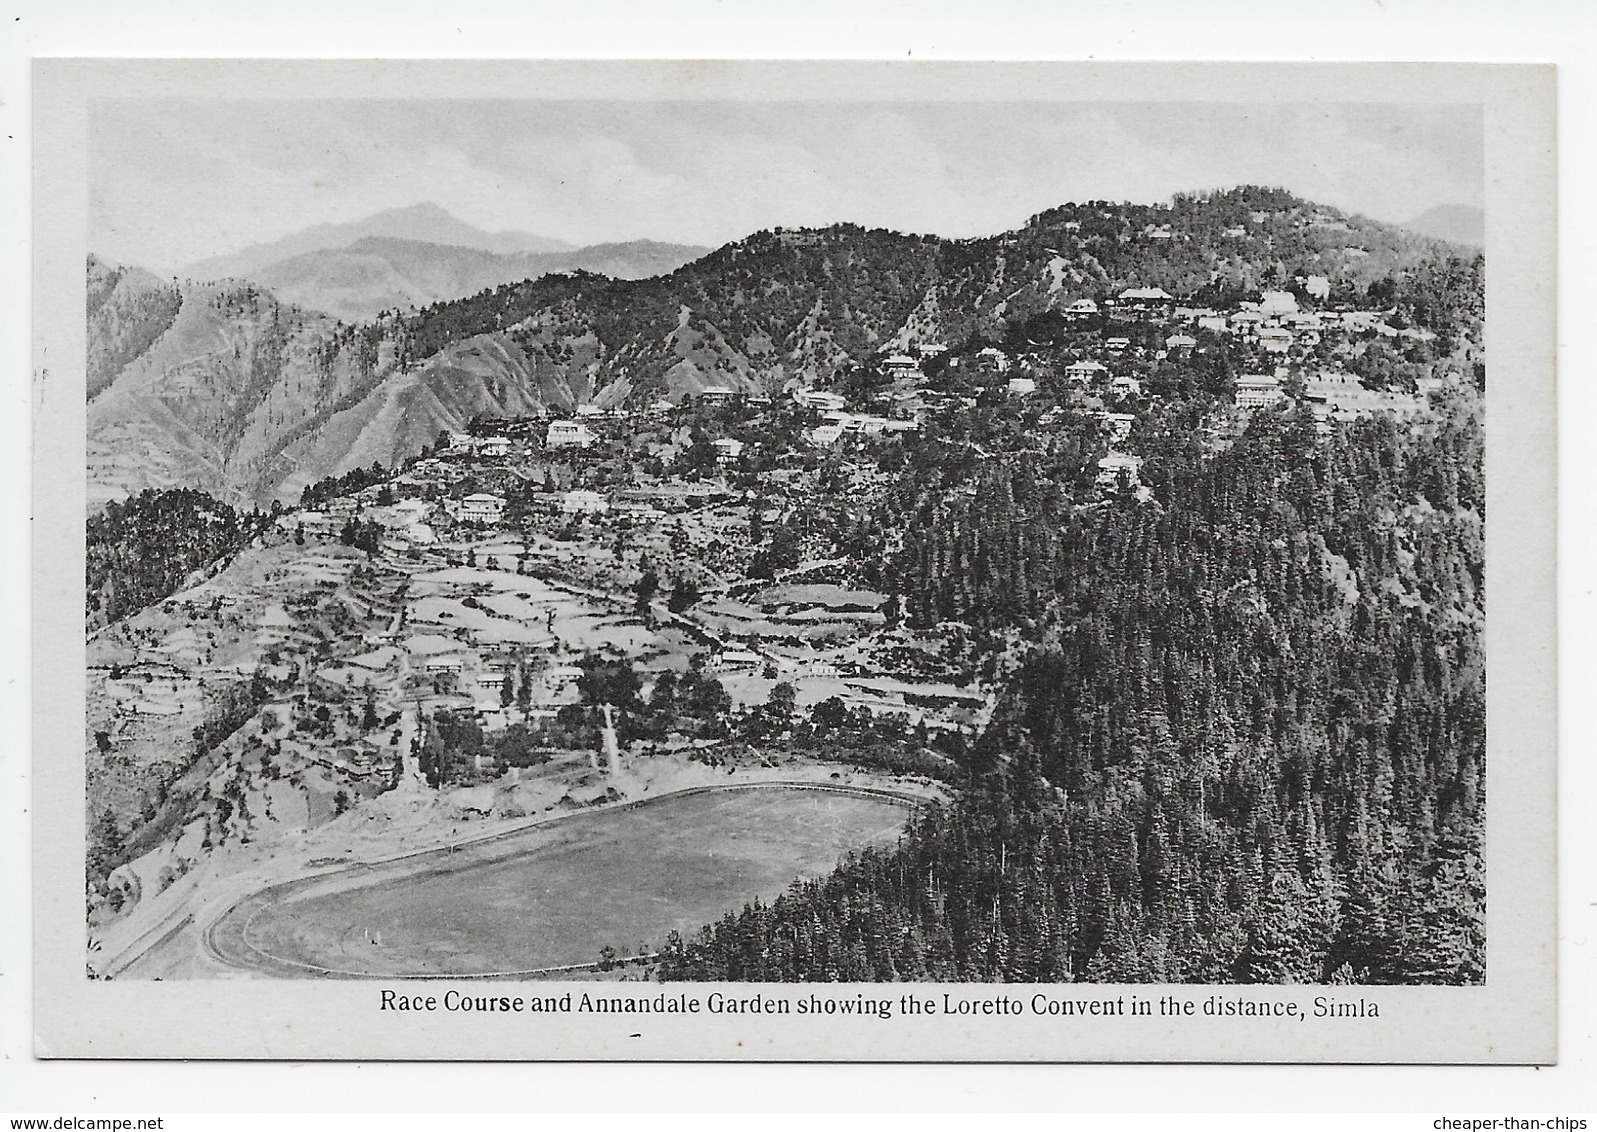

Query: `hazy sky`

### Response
(90, 98, 1483, 274)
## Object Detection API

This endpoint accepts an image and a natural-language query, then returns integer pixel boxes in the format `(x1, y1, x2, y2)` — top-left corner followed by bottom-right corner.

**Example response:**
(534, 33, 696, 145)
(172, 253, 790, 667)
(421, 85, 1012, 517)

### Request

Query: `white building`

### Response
(880, 354, 924, 380)
(558, 489, 609, 515)
(713, 438, 746, 464)
(1096, 453, 1144, 487)
(712, 648, 764, 674)
(1235, 375, 1286, 410)
(457, 494, 506, 525)
(1096, 411, 1135, 442)
(1066, 360, 1109, 383)
(1230, 309, 1266, 336)
(1259, 290, 1300, 320)
(477, 436, 512, 458)
(544, 666, 584, 694)
(1114, 287, 1175, 321)
(611, 499, 665, 521)
(1340, 311, 1385, 332)
(546, 419, 596, 449)
(794, 389, 847, 412)
(977, 346, 1011, 372)
(1007, 376, 1037, 396)
(1258, 327, 1295, 354)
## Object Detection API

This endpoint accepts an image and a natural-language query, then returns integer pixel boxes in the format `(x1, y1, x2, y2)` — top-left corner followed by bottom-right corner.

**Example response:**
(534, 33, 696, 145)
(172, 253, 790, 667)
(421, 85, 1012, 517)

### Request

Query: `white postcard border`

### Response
(31, 58, 1557, 1063)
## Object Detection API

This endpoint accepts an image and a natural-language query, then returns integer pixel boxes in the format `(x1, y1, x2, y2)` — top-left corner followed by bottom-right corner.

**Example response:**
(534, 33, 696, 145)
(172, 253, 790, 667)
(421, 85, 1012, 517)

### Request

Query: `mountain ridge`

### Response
(89, 186, 1484, 510)
(1399, 204, 1484, 248)
(238, 233, 711, 323)
(180, 202, 576, 284)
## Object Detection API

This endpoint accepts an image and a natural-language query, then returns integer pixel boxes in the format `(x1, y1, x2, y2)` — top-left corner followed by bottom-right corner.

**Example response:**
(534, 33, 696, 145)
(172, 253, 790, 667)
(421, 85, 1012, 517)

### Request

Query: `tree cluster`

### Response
(86, 488, 270, 627)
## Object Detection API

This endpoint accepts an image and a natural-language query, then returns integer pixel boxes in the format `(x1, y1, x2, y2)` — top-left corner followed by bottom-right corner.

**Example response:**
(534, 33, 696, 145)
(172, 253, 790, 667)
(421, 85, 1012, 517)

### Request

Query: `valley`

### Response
(83, 185, 1488, 985)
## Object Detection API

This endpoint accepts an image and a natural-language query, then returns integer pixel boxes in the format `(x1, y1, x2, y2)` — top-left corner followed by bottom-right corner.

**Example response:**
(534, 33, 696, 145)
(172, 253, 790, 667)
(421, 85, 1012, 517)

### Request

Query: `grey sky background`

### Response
(89, 98, 1484, 275)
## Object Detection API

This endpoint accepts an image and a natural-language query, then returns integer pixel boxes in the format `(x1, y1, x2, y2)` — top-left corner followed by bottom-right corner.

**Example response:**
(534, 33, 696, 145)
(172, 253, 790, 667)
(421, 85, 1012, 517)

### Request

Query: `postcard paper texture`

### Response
(33, 59, 1556, 1061)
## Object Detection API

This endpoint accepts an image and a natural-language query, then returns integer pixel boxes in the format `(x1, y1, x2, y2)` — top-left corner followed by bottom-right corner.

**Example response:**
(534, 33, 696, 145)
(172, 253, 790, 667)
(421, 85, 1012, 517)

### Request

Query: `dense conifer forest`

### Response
(659, 393, 1485, 984)
(85, 488, 273, 628)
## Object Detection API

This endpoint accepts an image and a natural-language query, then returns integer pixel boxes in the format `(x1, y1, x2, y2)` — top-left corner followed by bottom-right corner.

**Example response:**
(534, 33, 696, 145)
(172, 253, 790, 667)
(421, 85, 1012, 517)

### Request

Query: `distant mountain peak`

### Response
(221, 234, 711, 323)
(179, 204, 576, 284)
(1400, 204, 1484, 248)
(376, 201, 455, 221)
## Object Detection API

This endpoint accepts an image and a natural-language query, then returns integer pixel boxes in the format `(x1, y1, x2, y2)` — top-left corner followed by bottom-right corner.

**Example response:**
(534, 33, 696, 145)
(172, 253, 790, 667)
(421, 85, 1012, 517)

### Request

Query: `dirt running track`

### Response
(204, 782, 922, 979)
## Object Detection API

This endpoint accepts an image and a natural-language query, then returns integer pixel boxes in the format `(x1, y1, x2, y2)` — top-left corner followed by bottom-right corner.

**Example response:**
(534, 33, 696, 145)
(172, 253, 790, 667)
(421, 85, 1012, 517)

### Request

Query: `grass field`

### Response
(221, 787, 911, 977)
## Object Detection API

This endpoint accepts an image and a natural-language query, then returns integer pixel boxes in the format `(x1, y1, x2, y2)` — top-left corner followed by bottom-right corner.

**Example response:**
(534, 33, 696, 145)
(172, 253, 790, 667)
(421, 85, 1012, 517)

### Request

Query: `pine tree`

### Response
(516, 663, 533, 718)
(1242, 871, 1320, 984)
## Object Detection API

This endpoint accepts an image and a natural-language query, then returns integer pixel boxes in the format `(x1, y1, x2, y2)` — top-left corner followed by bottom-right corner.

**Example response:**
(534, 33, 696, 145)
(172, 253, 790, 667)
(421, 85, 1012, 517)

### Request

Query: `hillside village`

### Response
(85, 267, 1465, 928)
(84, 188, 1479, 511)
(81, 186, 1487, 984)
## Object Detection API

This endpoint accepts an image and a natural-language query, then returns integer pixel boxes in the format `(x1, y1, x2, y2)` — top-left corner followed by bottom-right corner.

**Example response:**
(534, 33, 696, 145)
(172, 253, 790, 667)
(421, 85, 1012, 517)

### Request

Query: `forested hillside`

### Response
(659, 393, 1485, 984)
(395, 185, 1481, 391)
(244, 235, 709, 323)
(86, 488, 273, 629)
(87, 187, 1482, 509)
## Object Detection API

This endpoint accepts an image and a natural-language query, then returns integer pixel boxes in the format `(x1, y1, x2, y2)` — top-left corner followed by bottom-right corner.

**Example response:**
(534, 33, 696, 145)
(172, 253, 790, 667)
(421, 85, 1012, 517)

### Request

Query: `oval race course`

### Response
(205, 783, 918, 979)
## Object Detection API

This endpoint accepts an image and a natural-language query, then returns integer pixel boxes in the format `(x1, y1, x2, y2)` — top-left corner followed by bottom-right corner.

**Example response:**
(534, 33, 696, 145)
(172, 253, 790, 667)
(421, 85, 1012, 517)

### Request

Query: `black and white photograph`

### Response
(27, 58, 1557, 1065)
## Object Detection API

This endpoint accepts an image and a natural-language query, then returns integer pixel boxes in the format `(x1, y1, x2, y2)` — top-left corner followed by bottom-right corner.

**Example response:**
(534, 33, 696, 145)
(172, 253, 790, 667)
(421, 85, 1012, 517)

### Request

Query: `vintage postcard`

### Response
(32, 59, 1556, 1061)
